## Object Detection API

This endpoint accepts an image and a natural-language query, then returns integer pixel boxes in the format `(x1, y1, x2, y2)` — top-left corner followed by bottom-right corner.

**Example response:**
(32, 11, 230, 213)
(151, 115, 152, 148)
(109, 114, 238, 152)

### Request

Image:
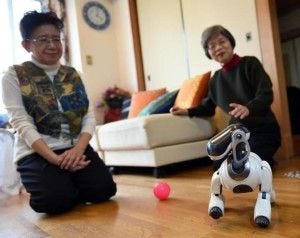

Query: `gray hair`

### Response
(201, 25, 236, 59)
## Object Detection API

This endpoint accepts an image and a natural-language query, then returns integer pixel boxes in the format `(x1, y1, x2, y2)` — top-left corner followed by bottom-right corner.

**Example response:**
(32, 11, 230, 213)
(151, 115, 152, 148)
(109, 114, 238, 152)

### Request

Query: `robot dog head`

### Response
(207, 123, 250, 162)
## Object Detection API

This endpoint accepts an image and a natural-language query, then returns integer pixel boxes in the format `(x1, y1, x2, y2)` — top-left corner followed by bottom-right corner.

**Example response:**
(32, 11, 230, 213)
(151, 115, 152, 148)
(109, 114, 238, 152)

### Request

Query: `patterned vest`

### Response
(14, 62, 89, 140)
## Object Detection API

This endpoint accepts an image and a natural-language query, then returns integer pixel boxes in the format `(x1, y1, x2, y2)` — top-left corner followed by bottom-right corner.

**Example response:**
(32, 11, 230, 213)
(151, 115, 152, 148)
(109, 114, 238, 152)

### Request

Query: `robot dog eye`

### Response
(235, 134, 242, 140)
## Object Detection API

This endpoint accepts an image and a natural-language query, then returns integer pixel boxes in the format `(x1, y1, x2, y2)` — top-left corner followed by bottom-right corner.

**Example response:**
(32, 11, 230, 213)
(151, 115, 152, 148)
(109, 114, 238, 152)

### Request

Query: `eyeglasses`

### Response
(28, 37, 64, 46)
(207, 38, 228, 51)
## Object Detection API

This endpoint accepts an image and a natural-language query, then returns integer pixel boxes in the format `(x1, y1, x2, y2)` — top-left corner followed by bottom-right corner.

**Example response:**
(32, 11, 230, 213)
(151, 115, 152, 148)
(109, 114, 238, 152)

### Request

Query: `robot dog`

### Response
(207, 124, 275, 227)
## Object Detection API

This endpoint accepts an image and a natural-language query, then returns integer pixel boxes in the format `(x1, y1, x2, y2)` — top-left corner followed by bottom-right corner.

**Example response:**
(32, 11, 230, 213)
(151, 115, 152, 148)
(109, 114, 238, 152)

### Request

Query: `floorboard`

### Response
(0, 157, 299, 238)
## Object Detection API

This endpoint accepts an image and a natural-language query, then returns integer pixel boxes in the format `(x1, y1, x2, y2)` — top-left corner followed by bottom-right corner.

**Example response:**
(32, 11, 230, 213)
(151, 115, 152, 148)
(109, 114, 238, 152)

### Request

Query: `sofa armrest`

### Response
(90, 127, 101, 151)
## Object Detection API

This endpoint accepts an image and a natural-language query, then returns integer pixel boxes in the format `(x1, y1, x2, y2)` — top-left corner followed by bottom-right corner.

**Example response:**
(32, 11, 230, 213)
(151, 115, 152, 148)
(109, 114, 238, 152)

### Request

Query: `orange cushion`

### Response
(174, 71, 211, 109)
(128, 88, 166, 118)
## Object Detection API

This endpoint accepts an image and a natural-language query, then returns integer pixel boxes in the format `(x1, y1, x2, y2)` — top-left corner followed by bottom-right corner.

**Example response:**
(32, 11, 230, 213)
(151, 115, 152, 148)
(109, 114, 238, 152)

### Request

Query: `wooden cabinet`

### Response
(137, 0, 261, 90)
(137, 0, 188, 90)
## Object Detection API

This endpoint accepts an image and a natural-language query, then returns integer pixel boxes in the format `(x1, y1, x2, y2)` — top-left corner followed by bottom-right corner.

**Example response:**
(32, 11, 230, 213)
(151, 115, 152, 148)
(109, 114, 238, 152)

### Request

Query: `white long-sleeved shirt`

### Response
(1, 58, 96, 163)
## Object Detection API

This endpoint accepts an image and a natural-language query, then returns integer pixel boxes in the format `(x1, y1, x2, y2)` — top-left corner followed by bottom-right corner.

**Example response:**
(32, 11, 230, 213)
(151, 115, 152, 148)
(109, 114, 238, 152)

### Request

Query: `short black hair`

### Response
(20, 11, 64, 40)
(201, 25, 236, 59)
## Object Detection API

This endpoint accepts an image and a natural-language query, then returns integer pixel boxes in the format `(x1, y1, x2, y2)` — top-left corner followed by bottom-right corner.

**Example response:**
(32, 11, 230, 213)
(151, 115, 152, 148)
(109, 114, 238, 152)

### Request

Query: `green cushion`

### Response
(139, 90, 179, 116)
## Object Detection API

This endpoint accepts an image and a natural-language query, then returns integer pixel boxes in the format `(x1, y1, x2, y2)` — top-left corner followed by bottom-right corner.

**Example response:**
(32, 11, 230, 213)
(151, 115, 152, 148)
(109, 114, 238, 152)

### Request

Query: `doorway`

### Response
(276, 0, 300, 154)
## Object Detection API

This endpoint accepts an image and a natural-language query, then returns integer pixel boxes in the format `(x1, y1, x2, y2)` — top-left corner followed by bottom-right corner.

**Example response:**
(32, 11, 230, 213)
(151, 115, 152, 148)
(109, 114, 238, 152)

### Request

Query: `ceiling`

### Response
(276, 0, 300, 16)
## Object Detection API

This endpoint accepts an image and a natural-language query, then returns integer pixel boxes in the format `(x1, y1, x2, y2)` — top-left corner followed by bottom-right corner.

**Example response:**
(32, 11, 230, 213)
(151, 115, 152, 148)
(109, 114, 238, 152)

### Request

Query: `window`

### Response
(0, 0, 41, 113)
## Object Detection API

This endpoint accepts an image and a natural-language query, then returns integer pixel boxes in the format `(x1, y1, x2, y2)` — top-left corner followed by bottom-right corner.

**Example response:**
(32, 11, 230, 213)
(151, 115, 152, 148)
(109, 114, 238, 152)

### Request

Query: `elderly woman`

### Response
(170, 25, 281, 170)
(1, 11, 116, 214)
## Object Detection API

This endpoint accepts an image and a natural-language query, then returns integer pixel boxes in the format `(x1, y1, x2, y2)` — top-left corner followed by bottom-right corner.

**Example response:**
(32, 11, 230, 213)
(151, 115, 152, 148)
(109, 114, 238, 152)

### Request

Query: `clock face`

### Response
(82, 1, 110, 30)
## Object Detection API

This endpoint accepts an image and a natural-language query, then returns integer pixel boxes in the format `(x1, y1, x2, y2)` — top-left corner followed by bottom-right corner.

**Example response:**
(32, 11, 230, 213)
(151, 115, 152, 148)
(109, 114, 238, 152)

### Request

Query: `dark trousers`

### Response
(213, 122, 281, 171)
(248, 123, 281, 167)
(17, 145, 117, 214)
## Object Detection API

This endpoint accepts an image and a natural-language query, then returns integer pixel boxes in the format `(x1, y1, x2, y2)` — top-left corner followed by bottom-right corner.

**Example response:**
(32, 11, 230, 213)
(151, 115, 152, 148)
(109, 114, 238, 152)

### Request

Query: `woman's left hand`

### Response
(229, 103, 249, 119)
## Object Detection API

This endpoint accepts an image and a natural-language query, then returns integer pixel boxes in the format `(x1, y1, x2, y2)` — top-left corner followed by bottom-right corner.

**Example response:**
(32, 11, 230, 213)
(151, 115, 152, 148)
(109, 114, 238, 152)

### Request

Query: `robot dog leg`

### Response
(254, 160, 275, 227)
(208, 172, 224, 219)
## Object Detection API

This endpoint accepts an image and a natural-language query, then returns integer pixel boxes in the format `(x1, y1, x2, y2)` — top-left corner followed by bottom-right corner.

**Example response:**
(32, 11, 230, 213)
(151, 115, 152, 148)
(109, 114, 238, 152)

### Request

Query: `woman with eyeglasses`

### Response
(1, 11, 116, 214)
(170, 25, 281, 171)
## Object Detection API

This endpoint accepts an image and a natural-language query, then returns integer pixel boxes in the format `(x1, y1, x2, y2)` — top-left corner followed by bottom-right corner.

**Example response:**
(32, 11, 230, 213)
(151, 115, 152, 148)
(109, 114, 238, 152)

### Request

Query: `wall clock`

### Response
(82, 1, 110, 30)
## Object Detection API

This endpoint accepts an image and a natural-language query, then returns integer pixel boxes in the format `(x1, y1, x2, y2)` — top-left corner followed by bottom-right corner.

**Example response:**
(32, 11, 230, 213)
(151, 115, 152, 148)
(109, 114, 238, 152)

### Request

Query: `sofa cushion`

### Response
(138, 90, 179, 116)
(174, 71, 211, 109)
(128, 88, 166, 118)
(98, 113, 216, 150)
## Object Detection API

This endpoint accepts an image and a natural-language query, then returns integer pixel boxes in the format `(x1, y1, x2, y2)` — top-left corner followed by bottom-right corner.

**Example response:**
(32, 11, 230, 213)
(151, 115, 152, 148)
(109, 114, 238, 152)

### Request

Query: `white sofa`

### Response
(91, 113, 223, 177)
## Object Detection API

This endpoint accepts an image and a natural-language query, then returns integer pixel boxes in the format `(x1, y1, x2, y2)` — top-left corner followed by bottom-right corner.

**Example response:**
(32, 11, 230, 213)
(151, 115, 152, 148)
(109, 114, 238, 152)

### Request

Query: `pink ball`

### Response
(153, 182, 171, 200)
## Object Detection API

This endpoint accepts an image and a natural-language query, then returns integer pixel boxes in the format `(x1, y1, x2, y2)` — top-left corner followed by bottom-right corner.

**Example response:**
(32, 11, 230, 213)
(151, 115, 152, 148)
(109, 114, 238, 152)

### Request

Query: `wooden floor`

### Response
(0, 157, 299, 238)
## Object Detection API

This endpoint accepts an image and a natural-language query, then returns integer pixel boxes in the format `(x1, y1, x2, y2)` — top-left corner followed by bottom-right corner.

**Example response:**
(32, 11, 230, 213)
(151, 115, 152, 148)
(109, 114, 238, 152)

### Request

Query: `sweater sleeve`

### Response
(80, 97, 96, 136)
(1, 67, 42, 147)
(245, 57, 273, 115)
(187, 92, 216, 118)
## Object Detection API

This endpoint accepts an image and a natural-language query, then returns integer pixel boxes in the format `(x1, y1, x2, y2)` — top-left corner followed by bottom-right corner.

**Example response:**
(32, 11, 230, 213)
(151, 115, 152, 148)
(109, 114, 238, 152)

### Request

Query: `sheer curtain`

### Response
(0, 0, 42, 113)
(0, 0, 70, 195)
(0, 0, 42, 195)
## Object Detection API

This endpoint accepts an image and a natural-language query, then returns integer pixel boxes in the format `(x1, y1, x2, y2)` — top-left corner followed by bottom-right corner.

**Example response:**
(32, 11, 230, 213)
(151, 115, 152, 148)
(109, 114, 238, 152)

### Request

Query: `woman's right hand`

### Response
(170, 106, 188, 115)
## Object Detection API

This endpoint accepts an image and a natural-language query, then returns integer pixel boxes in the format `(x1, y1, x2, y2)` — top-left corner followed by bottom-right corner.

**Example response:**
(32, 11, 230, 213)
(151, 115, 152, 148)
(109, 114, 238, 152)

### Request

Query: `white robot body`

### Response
(219, 152, 262, 192)
(207, 124, 275, 228)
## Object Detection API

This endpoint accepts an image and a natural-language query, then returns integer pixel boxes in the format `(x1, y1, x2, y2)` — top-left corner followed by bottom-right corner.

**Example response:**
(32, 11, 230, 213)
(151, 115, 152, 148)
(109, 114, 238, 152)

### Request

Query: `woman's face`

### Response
(22, 24, 63, 65)
(207, 34, 234, 65)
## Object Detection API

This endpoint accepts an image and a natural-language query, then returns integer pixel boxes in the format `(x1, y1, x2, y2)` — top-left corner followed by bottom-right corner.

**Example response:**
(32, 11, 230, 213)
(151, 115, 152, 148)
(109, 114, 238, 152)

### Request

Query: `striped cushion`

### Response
(121, 98, 131, 119)
(139, 90, 179, 116)
(128, 88, 166, 118)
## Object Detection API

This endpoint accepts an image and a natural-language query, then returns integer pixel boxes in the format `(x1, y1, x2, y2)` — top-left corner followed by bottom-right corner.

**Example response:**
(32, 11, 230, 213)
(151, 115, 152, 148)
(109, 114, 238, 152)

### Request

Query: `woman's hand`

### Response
(170, 106, 188, 115)
(229, 103, 249, 119)
(59, 146, 89, 171)
(68, 157, 91, 172)
(59, 132, 92, 171)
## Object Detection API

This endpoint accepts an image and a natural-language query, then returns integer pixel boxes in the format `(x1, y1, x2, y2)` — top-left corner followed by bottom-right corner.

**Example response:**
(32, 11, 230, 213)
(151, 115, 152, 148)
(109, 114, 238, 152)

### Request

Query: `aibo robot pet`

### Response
(207, 124, 275, 227)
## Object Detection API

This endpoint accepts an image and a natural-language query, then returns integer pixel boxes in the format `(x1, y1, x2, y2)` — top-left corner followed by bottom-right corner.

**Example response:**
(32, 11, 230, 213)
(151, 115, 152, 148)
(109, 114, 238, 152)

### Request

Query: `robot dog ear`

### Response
(207, 129, 231, 160)
(207, 124, 236, 160)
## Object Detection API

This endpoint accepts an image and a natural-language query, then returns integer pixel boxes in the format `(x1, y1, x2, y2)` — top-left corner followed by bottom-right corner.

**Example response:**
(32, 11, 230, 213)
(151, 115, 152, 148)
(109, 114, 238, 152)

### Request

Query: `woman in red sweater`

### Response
(170, 25, 281, 170)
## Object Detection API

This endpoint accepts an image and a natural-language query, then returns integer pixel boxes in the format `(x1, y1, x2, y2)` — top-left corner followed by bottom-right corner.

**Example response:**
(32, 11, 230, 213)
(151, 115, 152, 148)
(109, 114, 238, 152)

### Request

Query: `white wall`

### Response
(66, 0, 137, 124)
(113, 0, 138, 91)
(183, 0, 261, 76)
(65, 0, 82, 72)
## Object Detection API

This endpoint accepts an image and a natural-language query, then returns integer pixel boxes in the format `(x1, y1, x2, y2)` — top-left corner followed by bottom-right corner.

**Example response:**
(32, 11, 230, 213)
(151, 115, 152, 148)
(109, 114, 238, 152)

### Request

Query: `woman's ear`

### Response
(21, 40, 31, 52)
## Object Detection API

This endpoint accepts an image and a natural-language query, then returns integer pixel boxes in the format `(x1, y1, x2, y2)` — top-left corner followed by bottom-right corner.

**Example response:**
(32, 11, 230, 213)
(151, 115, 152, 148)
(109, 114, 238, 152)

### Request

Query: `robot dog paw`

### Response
(209, 207, 223, 219)
(255, 216, 270, 228)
